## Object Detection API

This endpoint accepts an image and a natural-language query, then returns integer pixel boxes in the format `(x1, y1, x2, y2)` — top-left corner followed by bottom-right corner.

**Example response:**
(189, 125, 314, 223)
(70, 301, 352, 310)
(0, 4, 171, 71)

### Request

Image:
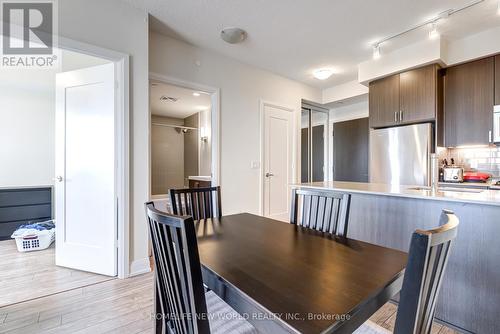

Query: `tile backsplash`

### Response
(437, 146, 500, 177)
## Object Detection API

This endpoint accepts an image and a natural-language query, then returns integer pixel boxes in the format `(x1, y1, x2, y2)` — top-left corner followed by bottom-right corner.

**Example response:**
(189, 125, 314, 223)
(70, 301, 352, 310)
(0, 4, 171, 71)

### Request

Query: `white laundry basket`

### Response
(14, 229, 55, 252)
(11, 221, 55, 252)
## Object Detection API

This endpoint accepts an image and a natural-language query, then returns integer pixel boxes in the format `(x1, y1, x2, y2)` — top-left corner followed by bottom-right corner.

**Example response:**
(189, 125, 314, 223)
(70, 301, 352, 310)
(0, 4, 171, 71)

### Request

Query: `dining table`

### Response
(195, 213, 408, 334)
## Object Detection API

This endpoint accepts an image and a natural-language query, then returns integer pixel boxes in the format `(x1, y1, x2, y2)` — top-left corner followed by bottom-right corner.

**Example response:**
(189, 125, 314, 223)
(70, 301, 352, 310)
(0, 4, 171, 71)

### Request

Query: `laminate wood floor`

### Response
(0, 268, 459, 334)
(0, 240, 114, 308)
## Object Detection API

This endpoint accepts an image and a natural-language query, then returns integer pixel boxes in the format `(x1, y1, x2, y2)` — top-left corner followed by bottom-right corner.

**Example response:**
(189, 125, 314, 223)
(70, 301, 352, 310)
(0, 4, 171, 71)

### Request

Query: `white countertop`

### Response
(296, 181, 500, 207)
(188, 176, 211, 182)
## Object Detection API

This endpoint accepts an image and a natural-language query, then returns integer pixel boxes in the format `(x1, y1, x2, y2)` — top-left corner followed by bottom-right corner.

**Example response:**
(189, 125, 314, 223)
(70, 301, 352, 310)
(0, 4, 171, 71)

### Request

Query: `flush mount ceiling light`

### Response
(192, 92, 201, 97)
(313, 68, 334, 80)
(370, 0, 484, 59)
(429, 21, 439, 40)
(160, 96, 178, 102)
(220, 27, 247, 44)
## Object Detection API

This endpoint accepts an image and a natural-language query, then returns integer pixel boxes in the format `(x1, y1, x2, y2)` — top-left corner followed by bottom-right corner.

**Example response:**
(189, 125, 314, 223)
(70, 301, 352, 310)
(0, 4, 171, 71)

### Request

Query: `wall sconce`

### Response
(200, 126, 208, 142)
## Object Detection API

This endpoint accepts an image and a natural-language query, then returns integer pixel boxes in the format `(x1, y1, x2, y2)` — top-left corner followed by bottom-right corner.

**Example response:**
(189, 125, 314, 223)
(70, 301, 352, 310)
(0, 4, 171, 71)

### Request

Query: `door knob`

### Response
(54, 176, 63, 182)
(265, 172, 274, 177)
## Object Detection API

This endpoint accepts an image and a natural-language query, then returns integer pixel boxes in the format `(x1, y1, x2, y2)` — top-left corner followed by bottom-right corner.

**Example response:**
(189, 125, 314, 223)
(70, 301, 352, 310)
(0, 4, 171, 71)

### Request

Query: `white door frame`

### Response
(259, 100, 296, 216)
(58, 36, 130, 279)
(148, 72, 221, 190)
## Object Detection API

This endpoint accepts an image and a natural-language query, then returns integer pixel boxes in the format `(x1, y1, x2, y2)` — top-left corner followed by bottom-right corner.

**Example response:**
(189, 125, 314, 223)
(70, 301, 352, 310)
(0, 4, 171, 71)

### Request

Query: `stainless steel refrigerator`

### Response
(369, 123, 433, 186)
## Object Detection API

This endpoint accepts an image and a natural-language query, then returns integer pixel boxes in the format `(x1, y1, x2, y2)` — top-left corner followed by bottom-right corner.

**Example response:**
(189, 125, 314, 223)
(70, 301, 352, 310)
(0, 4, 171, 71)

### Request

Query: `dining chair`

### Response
(354, 209, 459, 334)
(170, 186, 222, 221)
(145, 202, 256, 334)
(290, 188, 351, 237)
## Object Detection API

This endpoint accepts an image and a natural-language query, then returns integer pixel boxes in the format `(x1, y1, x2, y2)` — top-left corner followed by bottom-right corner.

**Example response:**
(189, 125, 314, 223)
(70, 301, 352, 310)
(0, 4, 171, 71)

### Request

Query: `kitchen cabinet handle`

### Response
(489, 130, 492, 143)
(399, 110, 403, 122)
(394, 111, 398, 123)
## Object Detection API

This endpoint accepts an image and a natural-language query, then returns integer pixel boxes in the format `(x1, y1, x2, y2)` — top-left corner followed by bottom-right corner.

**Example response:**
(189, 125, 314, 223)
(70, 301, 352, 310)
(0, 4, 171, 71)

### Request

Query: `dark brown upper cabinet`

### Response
(369, 64, 441, 129)
(400, 65, 440, 124)
(369, 75, 400, 128)
(444, 57, 494, 147)
(495, 55, 500, 105)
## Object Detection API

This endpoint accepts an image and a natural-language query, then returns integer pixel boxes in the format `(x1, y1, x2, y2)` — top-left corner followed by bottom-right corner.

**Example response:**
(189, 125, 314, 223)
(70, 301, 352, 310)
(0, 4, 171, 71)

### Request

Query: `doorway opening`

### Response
(149, 79, 218, 212)
(0, 46, 125, 307)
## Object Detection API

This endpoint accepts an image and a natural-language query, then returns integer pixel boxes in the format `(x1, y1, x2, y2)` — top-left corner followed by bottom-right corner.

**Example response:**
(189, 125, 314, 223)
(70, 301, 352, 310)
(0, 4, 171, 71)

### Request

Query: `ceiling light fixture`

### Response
(370, 0, 484, 59)
(192, 92, 200, 97)
(160, 96, 178, 102)
(312, 68, 334, 80)
(497, 0, 500, 15)
(372, 44, 381, 60)
(429, 21, 439, 40)
(220, 27, 247, 44)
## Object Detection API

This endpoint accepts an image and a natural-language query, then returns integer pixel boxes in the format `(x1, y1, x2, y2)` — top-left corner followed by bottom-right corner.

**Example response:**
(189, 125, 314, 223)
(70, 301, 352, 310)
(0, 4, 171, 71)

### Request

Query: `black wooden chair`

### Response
(170, 186, 222, 221)
(354, 209, 460, 334)
(145, 202, 256, 334)
(290, 188, 351, 237)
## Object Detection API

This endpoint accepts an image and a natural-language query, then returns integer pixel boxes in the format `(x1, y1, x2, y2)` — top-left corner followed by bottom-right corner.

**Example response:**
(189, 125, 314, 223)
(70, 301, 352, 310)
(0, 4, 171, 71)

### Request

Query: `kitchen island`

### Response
(296, 181, 500, 334)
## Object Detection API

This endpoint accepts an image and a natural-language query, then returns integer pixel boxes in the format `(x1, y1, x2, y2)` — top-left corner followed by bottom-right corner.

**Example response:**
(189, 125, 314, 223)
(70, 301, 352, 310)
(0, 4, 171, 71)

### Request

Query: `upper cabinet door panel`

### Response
(495, 55, 500, 105)
(400, 65, 437, 124)
(369, 75, 400, 128)
(444, 57, 494, 147)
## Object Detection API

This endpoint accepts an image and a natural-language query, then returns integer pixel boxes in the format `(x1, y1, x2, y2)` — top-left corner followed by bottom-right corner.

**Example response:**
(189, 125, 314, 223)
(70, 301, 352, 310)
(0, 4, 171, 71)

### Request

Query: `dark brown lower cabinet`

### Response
(188, 179, 211, 188)
(333, 117, 369, 182)
(444, 57, 494, 147)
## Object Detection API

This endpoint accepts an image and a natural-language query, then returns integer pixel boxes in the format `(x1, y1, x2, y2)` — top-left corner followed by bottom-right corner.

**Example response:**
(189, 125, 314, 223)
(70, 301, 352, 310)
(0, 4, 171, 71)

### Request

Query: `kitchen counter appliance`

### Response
(443, 166, 464, 183)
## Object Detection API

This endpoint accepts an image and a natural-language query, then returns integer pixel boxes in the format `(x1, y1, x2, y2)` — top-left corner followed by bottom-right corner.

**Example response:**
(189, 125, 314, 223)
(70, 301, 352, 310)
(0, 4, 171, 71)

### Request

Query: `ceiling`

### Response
(150, 81, 211, 119)
(126, 0, 500, 89)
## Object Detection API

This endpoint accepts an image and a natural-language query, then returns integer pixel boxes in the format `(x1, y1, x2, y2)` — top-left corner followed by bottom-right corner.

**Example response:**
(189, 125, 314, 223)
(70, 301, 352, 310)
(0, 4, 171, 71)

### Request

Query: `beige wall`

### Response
(59, 0, 150, 275)
(149, 32, 321, 215)
(184, 113, 199, 182)
(151, 116, 185, 195)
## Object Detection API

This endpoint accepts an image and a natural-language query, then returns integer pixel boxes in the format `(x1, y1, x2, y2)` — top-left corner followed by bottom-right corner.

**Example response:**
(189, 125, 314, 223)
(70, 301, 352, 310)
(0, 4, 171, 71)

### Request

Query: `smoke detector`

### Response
(160, 96, 178, 102)
(220, 27, 247, 44)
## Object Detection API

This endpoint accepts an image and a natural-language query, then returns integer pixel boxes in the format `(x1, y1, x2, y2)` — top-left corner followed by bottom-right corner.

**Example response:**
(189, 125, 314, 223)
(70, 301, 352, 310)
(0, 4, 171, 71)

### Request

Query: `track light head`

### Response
(429, 22, 439, 40)
(373, 44, 381, 60)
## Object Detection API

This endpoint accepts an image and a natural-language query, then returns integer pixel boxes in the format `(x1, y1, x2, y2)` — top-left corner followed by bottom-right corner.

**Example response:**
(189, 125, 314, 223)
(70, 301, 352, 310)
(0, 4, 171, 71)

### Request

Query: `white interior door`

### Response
(263, 104, 293, 221)
(55, 63, 117, 276)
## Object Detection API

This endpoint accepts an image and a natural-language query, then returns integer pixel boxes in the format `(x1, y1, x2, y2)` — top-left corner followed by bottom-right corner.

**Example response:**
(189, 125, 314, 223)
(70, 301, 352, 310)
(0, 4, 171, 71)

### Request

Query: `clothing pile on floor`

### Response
(11, 221, 55, 238)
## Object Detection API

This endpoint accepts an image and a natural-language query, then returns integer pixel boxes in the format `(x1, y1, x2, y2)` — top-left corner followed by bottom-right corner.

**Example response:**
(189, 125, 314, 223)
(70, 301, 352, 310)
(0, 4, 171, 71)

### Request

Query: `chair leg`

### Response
(154, 278, 164, 334)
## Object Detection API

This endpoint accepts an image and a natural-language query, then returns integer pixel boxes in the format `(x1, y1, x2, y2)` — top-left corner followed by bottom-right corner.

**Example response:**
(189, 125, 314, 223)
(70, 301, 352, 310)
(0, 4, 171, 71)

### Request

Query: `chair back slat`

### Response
(394, 210, 459, 334)
(290, 188, 351, 237)
(145, 202, 210, 334)
(170, 186, 222, 220)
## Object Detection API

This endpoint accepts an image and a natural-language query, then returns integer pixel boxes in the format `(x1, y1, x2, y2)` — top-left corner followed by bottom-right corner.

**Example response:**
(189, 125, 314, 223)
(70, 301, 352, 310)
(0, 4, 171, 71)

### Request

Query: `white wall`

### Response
(150, 32, 321, 215)
(0, 51, 109, 188)
(322, 80, 368, 104)
(59, 0, 150, 275)
(329, 99, 369, 123)
(0, 70, 55, 187)
(199, 109, 212, 176)
(358, 38, 444, 84)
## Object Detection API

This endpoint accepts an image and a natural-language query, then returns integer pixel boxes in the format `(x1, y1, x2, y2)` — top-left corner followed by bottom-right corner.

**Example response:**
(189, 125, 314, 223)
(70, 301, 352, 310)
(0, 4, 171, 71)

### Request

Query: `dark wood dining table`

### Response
(195, 213, 408, 334)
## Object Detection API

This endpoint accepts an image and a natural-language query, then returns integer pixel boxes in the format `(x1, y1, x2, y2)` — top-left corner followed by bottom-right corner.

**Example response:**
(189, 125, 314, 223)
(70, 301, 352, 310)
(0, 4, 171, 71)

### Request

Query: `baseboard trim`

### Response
(129, 257, 151, 277)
